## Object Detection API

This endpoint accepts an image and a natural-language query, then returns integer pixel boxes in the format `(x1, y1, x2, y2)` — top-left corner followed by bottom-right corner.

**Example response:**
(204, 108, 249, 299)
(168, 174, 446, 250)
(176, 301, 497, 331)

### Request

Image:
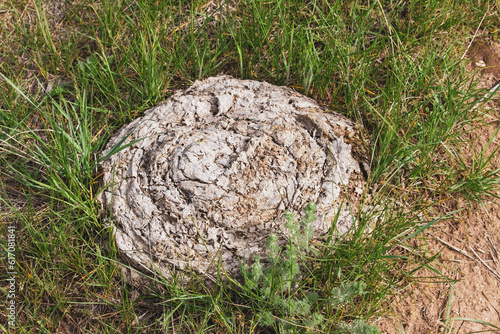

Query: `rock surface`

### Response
(98, 75, 368, 284)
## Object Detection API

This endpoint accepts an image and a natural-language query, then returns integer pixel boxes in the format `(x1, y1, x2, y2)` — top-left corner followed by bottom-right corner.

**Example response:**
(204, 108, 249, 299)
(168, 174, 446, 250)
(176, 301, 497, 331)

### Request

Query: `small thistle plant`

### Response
(240, 203, 380, 333)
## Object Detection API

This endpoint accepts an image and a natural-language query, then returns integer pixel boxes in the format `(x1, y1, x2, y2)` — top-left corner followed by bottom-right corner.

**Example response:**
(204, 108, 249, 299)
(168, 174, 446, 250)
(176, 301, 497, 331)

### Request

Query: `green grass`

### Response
(1, 0, 500, 332)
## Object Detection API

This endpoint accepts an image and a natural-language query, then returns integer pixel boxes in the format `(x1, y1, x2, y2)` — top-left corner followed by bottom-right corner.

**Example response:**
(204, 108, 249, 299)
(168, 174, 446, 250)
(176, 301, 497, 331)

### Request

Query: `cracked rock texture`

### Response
(98, 75, 368, 284)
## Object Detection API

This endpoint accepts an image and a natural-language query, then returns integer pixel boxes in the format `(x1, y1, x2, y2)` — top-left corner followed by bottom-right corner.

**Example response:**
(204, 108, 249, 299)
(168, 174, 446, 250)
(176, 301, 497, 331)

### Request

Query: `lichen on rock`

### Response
(98, 75, 368, 284)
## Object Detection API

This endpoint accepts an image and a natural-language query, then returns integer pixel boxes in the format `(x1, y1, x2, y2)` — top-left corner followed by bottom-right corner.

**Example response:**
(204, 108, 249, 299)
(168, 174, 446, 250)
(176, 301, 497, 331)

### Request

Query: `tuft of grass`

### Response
(1, 0, 500, 332)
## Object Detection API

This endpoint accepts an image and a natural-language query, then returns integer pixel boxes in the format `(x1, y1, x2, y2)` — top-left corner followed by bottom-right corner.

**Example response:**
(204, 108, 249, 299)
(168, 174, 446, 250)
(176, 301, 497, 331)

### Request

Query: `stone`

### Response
(98, 75, 368, 285)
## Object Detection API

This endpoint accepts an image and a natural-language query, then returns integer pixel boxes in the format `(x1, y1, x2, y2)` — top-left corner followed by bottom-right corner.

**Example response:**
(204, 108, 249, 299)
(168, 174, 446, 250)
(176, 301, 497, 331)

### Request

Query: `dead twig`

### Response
(469, 246, 500, 281)
(461, 10, 487, 60)
(432, 232, 500, 281)
(472, 80, 500, 111)
(486, 234, 499, 268)
(430, 233, 475, 261)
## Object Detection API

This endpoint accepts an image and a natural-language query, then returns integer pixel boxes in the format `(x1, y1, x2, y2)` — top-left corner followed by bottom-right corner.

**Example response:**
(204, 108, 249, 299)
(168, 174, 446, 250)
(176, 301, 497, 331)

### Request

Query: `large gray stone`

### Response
(98, 76, 368, 284)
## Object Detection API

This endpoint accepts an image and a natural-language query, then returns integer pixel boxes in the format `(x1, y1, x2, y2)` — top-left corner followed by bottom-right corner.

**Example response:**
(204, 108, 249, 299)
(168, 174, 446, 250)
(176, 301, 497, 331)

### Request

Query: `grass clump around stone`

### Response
(1, 0, 500, 332)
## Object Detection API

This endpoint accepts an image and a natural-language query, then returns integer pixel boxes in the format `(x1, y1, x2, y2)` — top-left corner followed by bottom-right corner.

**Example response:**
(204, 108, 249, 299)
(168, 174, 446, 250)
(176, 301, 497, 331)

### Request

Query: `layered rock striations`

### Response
(98, 76, 368, 284)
